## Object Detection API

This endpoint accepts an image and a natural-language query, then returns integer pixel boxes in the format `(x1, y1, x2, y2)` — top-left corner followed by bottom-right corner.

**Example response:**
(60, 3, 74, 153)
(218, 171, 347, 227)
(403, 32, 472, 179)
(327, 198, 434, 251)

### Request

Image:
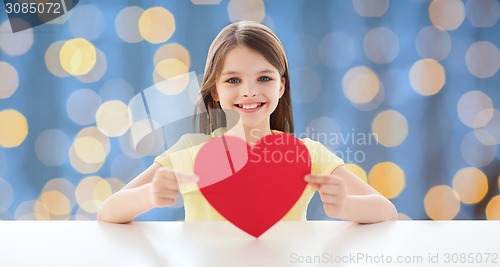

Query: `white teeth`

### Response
(237, 103, 262, 109)
(242, 104, 258, 109)
(235, 103, 264, 109)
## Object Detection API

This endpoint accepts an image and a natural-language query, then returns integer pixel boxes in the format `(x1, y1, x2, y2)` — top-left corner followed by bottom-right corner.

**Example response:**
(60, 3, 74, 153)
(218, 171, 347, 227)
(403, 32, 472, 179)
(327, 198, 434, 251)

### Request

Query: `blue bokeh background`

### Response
(0, 0, 499, 221)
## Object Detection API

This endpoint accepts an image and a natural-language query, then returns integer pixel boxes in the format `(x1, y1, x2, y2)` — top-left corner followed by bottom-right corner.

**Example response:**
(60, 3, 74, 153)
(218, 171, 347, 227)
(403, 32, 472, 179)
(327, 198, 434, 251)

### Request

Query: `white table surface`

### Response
(0, 220, 499, 267)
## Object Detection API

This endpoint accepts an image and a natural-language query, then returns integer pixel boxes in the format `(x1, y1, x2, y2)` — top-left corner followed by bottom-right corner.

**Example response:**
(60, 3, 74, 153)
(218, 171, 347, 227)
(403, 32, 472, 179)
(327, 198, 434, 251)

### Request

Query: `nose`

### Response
(243, 92, 257, 97)
(242, 82, 257, 97)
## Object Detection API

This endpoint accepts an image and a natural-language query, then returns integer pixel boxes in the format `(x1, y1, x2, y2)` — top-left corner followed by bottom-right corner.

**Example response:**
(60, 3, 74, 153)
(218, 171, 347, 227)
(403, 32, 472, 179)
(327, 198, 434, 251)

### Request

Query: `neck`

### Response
(225, 120, 272, 146)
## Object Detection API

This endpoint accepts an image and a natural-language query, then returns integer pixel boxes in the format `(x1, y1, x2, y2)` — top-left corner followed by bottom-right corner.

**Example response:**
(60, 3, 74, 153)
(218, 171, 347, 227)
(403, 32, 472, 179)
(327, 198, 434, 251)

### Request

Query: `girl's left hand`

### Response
(304, 174, 347, 218)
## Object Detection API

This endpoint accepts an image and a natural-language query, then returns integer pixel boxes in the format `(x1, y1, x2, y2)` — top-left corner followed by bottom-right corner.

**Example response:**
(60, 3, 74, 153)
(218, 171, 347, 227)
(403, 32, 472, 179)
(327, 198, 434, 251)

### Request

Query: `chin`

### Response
(239, 116, 269, 128)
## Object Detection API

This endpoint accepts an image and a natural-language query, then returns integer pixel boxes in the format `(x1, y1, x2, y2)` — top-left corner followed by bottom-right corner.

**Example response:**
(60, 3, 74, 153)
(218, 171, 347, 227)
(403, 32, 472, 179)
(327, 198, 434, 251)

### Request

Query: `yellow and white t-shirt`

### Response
(154, 127, 344, 221)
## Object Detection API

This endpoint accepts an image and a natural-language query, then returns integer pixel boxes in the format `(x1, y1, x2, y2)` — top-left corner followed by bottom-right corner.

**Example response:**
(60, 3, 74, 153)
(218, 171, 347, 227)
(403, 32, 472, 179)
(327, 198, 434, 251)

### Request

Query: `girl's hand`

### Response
(304, 174, 347, 218)
(148, 167, 199, 208)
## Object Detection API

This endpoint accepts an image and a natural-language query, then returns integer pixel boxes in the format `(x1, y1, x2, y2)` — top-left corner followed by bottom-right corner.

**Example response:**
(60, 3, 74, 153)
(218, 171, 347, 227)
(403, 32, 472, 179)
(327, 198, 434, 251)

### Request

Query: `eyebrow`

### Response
(220, 69, 277, 76)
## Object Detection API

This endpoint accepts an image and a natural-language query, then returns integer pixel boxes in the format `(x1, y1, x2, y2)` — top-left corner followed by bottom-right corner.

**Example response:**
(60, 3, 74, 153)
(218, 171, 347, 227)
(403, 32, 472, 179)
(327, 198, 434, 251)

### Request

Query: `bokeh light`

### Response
(69, 144, 104, 174)
(76, 127, 111, 155)
(457, 90, 494, 128)
(344, 163, 367, 183)
(95, 100, 132, 137)
(318, 32, 356, 70)
(424, 185, 460, 220)
(115, 6, 145, 43)
(75, 48, 108, 83)
(474, 129, 497, 146)
(368, 162, 405, 199)
(33, 198, 52, 220)
(465, 0, 500, 28)
(69, 127, 109, 174)
(342, 66, 380, 104)
(14, 200, 37, 220)
(45, 40, 70, 77)
(465, 41, 500, 78)
(0, 109, 28, 148)
(371, 110, 408, 147)
(429, 0, 465, 31)
(39, 191, 72, 219)
(0, 61, 19, 99)
(106, 177, 126, 194)
(59, 38, 97, 76)
(35, 129, 71, 166)
(42, 178, 77, 210)
(452, 167, 488, 204)
(415, 26, 451, 61)
(486, 195, 500, 220)
(409, 58, 446, 96)
(0, 178, 14, 213)
(73, 136, 107, 165)
(153, 59, 190, 95)
(363, 27, 399, 64)
(76, 176, 112, 213)
(68, 4, 105, 40)
(478, 109, 500, 145)
(0, 19, 34, 56)
(228, 0, 265, 22)
(66, 88, 102, 126)
(461, 131, 497, 167)
(352, 0, 389, 17)
(154, 43, 191, 68)
(139, 7, 176, 44)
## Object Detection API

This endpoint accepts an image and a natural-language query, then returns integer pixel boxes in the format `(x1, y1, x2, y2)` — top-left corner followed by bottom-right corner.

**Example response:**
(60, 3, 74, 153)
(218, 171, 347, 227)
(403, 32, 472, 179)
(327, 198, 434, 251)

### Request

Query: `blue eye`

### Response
(258, 76, 271, 82)
(227, 77, 240, 83)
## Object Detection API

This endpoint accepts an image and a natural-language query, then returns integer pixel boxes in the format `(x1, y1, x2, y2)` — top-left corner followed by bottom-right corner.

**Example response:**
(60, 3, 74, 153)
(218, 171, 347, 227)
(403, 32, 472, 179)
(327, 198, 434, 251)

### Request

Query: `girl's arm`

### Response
(305, 165, 398, 223)
(97, 163, 198, 224)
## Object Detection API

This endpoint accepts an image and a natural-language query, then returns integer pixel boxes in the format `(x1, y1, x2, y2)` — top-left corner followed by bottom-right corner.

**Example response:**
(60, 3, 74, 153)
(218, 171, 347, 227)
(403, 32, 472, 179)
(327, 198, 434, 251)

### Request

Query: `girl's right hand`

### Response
(148, 167, 199, 208)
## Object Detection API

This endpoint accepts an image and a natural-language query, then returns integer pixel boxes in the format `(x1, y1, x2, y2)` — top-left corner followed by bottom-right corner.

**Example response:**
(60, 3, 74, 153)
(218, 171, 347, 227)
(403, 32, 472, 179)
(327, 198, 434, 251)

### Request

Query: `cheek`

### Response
(216, 88, 236, 105)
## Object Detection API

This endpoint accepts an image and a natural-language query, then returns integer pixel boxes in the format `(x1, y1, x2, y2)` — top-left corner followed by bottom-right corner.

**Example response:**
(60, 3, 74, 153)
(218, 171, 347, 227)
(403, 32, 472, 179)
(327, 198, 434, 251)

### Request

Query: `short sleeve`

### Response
(153, 133, 211, 173)
(153, 136, 187, 169)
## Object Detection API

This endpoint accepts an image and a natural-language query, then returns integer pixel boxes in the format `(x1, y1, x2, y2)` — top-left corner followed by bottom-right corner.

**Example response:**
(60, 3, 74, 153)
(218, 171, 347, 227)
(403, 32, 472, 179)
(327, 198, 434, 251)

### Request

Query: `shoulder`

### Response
(154, 128, 224, 167)
(296, 137, 321, 150)
(169, 127, 225, 152)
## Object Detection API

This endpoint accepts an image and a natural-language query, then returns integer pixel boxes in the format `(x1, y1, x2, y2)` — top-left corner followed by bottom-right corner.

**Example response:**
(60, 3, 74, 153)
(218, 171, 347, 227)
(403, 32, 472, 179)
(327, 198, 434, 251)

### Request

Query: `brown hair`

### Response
(195, 21, 294, 134)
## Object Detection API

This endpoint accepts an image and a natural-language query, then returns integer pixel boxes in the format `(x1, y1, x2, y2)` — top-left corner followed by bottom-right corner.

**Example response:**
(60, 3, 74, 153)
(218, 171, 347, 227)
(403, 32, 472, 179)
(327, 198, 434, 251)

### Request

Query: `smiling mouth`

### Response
(234, 102, 266, 110)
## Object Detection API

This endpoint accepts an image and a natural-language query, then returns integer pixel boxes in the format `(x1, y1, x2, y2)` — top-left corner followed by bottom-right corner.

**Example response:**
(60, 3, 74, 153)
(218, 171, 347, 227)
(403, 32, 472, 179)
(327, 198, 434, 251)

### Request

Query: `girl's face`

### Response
(215, 45, 285, 130)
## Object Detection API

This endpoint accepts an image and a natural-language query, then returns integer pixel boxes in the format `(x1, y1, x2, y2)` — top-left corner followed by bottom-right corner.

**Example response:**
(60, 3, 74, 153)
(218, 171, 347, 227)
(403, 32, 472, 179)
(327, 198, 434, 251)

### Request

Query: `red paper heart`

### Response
(194, 133, 311, 237)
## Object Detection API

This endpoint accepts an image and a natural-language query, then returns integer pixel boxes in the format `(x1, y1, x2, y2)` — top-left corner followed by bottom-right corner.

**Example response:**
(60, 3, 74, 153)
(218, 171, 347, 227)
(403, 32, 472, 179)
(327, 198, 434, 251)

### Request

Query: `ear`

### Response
(279, 77, 285, 98)
(211, 89, 219, 101)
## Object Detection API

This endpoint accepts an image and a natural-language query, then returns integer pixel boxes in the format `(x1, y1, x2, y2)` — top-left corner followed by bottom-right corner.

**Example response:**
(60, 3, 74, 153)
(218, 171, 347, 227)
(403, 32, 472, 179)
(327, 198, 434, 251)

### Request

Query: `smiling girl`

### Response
(97, 21, 398, 224)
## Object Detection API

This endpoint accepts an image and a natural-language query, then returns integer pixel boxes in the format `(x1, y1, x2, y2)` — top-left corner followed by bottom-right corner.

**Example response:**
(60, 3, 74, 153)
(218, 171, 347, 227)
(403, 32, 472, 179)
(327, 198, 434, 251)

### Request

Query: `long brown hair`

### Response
(195, 21, 294, 134)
